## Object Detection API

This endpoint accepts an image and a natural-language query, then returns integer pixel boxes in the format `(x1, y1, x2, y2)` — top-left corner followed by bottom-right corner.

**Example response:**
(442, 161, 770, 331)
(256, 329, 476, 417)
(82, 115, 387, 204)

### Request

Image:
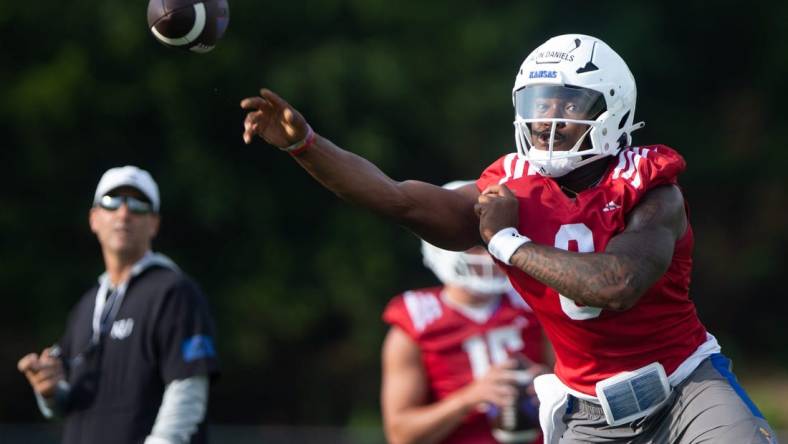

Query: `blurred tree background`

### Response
(1, 0, 787, 434)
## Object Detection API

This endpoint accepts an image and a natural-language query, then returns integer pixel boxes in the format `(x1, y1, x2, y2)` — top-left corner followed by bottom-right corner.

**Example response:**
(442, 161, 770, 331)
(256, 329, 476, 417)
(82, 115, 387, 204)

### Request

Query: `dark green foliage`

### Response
(1, 0, 786, 426)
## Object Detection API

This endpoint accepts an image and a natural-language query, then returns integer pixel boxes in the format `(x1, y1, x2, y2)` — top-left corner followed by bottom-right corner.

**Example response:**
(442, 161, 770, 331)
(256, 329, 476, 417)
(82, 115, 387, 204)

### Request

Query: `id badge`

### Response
(595, 362, 671, 426)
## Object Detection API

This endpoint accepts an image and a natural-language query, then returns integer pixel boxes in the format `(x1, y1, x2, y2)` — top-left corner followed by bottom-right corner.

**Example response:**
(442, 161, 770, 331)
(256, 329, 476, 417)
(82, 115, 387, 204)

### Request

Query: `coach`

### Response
(18, 166, 219, 444)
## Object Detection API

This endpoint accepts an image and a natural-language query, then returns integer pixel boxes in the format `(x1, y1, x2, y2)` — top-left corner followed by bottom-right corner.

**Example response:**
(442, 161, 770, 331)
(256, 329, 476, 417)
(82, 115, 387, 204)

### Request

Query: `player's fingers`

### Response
(500, 184, 515, 198)
(481, 185, 502, 196)
(489, 359, 517, 371)
(491, 372, 519, 386)
(501, 358, 517, 368)
(505, 370, 532, 386)
(242, 124, 254, 144)
(243, 112, 267, 144)
(473, 203, 484, 218)
(497, 379, 519, 392)
(490, 385, 518, 404)
(524, 363, 544, 379)
(477, 193, 494, 206)
(259, 89, 292, 111)
(244, 111, 263, 129)
(240, 96, 268, 110)
(252, 110, 270, 125)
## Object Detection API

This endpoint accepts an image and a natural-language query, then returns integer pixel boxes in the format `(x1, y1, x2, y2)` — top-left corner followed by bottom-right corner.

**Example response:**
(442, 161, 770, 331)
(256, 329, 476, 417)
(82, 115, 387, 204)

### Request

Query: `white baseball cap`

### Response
(93, 166, 160, 212)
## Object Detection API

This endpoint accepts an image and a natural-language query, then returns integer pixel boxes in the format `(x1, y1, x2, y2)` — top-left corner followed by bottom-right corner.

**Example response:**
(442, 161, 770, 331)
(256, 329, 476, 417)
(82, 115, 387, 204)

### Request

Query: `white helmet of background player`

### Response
(421, 241, 510, 296)
(512, 34, 645, 177)
(421, 180, 510, 297)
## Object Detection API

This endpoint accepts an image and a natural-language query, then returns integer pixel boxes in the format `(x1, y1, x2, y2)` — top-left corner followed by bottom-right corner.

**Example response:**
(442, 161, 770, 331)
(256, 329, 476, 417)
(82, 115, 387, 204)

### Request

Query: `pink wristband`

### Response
(281, 125, 315, 156)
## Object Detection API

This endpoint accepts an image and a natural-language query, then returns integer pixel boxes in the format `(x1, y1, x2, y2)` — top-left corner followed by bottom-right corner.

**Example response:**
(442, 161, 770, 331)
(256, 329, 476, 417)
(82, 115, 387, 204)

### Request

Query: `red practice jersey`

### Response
(476, 145, 708, 396)
(383, 286, 546, 444)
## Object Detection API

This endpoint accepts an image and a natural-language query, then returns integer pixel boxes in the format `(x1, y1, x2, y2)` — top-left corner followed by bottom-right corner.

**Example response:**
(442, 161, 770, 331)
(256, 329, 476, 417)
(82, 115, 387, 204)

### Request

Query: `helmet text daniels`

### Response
(535, 51, 575, 62)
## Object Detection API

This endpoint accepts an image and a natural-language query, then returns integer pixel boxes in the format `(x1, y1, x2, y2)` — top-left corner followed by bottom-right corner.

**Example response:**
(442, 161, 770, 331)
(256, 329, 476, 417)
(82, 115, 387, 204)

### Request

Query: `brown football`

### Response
(147, 0, 229, 53)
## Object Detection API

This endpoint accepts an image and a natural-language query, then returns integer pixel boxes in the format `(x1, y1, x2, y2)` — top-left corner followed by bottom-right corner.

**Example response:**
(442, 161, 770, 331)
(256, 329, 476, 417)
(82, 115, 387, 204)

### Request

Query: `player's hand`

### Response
(458, 359, 520, 411)
(240, 89, 310, 148)
(474, 184, 520, 244)
(18, 348, 65, 398)
(516, 363, 547, 398)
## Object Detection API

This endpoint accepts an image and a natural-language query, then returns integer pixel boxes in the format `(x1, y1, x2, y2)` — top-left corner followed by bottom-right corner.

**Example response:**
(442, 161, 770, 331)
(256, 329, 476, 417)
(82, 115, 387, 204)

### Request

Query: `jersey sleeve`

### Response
(613, 145, 687, 192)
(154, 277, 220, 383)
(642, 145, 686, 188)
(476, 153, 516, 191)
(382, 295, 418, 340)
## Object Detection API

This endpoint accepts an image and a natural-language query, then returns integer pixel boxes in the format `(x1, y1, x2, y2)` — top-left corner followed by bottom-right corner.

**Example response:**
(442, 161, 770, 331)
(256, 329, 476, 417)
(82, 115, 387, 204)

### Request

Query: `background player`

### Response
(381, 182, 549, 444)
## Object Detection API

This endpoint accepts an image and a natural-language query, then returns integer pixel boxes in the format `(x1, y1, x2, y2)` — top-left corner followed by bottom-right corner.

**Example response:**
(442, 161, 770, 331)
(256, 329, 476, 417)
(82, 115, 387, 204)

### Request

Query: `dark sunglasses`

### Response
(98, 195, 154, 214)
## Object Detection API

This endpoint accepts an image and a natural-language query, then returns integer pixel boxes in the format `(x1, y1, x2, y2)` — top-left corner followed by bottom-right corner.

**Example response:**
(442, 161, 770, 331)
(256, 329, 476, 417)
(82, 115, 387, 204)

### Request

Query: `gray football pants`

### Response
(560, 354, 778, 444)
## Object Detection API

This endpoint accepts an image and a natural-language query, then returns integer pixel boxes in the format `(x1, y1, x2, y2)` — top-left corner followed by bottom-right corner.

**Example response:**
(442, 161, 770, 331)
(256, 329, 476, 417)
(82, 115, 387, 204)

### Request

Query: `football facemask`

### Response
(514, 85, 606, 177)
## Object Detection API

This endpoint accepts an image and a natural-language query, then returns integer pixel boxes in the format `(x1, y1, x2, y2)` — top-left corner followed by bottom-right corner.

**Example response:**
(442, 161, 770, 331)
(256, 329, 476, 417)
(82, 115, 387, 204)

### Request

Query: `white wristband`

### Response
(487, 227, 530, 265)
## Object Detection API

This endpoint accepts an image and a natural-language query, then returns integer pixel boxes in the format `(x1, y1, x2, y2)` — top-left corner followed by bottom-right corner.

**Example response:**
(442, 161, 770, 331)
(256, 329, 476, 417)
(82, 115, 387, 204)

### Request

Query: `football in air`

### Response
(147, 0, 230, 53)
(486, 354, 541, 443)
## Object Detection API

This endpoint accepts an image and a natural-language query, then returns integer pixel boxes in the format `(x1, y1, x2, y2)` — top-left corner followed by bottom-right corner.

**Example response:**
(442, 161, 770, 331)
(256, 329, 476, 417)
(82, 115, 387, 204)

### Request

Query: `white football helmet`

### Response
(512, 34, 645, 177)
(421, 240, 510, 296)
(420, 180, 510, 296)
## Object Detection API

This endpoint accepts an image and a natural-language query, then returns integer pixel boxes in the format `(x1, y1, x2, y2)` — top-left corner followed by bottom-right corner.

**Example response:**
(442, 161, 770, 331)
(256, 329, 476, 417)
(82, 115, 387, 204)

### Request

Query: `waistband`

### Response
(567, 395, 605, 417)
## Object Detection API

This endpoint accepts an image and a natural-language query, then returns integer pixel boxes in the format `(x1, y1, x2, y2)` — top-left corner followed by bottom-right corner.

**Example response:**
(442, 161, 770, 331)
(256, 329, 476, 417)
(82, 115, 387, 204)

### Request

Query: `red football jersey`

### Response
(476, 145, 708, 396)
(383, 286, 545, 444)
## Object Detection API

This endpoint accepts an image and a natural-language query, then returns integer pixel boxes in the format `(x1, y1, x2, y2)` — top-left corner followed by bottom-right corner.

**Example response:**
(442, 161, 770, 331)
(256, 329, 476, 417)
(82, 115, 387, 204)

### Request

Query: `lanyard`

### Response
(90, 279, 129, 344)
(89, 251, 179, 344)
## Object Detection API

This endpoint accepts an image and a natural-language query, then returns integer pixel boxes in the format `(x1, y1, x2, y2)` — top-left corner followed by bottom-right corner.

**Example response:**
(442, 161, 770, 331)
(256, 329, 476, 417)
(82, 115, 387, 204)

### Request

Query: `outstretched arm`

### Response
(475, 184, 687, 311)
(241, 89, 479, 250)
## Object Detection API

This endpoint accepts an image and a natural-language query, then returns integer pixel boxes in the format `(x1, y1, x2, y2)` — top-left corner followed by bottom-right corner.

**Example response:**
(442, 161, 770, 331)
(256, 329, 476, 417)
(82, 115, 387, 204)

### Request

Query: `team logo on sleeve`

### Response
(181, 334, 217, 362)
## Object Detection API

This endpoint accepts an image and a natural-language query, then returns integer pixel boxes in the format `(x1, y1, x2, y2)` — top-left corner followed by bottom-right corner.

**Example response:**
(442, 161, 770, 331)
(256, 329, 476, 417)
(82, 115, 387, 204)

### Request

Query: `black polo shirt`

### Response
(57, 265, 219, 444)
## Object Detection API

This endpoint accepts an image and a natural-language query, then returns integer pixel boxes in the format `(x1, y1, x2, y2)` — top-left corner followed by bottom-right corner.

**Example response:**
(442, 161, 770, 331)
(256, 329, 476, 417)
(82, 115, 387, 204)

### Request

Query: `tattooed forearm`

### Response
(507, 185, 685, 311)
(510, 244, 645, 310)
